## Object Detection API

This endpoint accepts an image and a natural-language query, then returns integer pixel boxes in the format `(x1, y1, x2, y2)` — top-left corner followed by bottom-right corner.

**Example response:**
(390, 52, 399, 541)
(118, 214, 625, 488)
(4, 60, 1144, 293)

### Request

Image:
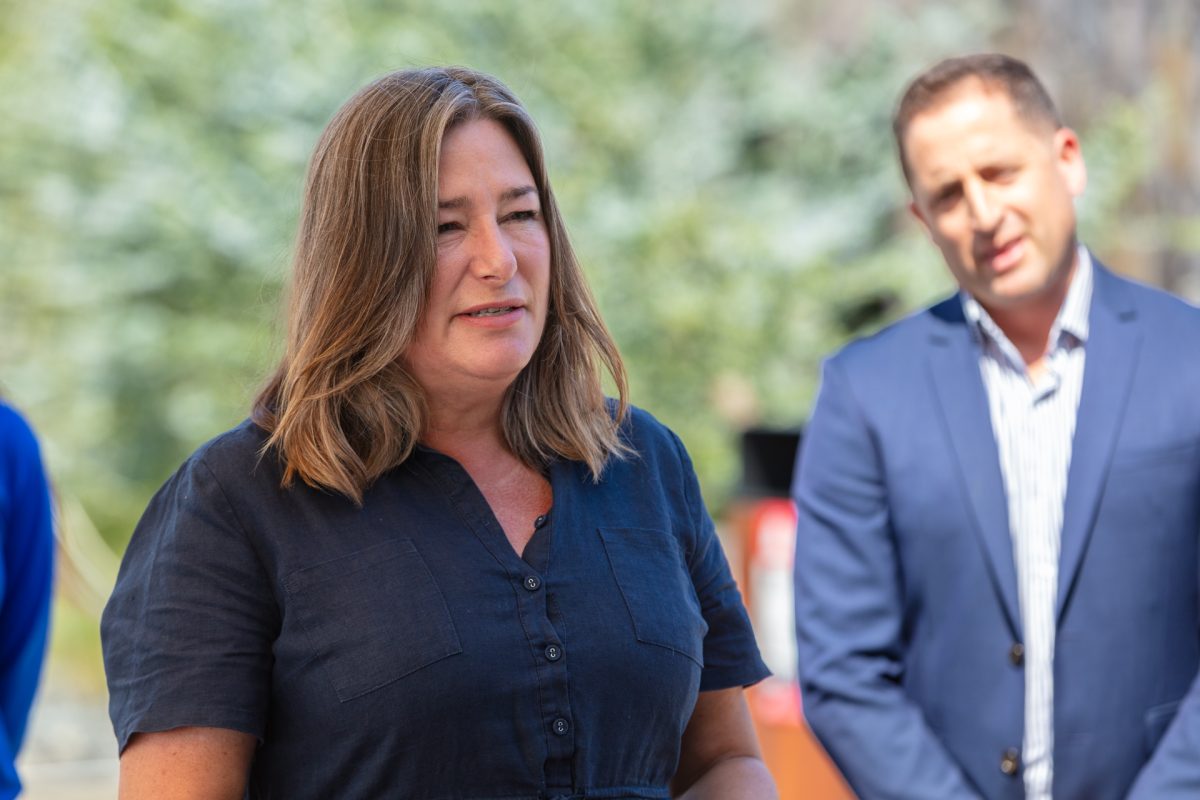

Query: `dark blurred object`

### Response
(737, 427, 802, 498)
(835, 290, 900, 335)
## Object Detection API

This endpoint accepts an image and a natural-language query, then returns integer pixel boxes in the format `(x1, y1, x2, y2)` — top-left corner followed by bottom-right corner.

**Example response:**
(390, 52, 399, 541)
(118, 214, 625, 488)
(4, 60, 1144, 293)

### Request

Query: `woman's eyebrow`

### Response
(438, 185, 537, 210)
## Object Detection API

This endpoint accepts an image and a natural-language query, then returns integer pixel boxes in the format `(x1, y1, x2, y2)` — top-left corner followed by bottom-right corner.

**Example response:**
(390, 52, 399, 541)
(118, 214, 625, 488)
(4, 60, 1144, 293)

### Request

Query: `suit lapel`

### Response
(1057, 263, 1140, 620)
(925, 299, 1023, 638)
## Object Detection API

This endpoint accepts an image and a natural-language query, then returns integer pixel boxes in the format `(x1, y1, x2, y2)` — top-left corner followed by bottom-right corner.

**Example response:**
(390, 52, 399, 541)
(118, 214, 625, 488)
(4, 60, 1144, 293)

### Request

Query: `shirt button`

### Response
(1009, 642, 1025, 666)
(545, 644, 562, 662)
(523, 575, 541, 591)
(1000, 748, 1020, 776)
(552, 718, 570, 736)
(534, 514, 548, 529)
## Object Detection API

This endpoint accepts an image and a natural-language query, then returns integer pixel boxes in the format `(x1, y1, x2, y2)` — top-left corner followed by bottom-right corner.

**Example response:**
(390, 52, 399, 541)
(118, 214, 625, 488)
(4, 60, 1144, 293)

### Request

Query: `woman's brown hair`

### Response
(253, 66, 629, 504)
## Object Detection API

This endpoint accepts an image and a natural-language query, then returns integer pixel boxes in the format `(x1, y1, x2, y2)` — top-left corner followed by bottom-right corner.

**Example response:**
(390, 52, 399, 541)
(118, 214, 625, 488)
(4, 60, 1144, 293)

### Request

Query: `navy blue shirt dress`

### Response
(101, 406, 768, 799)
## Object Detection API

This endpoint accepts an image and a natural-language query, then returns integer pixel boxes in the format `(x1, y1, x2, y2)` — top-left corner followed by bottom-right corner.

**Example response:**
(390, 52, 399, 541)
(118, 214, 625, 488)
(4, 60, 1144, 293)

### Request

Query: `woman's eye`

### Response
(508, 209, 539, 222)
(437, 221, 461, 234)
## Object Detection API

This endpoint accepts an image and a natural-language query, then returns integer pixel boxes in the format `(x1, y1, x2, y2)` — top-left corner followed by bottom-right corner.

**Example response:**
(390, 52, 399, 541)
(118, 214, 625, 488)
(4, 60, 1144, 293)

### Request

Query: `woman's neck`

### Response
(420, 388, 508, 460)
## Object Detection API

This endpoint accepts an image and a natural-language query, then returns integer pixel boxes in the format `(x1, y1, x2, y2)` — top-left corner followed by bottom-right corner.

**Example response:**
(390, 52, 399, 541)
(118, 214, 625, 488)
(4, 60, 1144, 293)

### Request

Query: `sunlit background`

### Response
(2, 0, 1197, 796)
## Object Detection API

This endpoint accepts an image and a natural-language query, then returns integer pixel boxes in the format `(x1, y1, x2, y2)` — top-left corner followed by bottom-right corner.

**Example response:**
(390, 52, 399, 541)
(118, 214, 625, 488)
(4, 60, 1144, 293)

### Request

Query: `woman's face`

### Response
(405, 118, 551, 403)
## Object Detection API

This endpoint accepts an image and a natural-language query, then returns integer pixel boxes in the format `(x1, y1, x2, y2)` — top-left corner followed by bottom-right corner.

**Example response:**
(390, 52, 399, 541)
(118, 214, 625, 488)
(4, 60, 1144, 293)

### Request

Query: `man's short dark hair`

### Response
(893, 53, 1064, 184)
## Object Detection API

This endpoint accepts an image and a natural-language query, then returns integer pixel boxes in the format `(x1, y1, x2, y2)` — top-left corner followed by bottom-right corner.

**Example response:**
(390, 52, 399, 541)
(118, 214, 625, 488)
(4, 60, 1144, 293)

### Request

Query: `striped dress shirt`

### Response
(961, 247, 1093, 800)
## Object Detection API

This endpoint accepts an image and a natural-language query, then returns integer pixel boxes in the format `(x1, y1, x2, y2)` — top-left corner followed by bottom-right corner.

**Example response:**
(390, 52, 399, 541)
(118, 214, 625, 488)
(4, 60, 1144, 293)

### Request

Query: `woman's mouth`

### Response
(466, 306, 518, 318)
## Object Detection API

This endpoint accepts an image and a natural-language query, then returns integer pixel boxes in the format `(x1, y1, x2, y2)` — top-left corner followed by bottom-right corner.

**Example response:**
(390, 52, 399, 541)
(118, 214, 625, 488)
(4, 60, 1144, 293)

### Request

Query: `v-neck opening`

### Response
(520, 508, 553, 573)
(408, 448, 559, 574)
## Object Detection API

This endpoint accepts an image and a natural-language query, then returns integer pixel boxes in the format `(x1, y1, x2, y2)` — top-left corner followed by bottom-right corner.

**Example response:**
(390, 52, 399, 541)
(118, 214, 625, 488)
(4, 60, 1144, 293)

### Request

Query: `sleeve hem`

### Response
(698, 661, 772, 693)
(116, 711, 264, 754)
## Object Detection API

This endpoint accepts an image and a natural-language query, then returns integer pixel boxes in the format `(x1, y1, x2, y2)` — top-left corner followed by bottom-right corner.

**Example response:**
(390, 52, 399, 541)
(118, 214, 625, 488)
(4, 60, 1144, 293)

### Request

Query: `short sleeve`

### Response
(669, 431, 770, 692)
(101, 453, 279, 752)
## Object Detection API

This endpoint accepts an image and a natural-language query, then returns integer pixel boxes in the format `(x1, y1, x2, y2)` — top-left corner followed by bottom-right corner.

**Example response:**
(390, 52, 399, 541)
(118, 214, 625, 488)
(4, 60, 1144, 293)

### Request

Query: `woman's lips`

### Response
(456, 305, 526, 328)
(465, 305, 517, 318)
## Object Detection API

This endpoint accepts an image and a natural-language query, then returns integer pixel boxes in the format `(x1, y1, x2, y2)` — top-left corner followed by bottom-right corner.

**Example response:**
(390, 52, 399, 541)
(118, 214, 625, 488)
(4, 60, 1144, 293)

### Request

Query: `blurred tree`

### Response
(1, 0, 1196, 568)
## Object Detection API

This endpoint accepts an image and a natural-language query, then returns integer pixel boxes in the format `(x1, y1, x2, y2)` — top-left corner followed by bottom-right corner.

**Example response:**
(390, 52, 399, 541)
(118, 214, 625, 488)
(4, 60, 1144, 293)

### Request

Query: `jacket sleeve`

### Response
(792, 358, 982, 800)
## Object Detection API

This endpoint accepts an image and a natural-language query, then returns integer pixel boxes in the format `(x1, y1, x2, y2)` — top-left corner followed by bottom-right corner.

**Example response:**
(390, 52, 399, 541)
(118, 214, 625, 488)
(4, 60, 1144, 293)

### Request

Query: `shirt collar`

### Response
(960, 243, 1093, 351)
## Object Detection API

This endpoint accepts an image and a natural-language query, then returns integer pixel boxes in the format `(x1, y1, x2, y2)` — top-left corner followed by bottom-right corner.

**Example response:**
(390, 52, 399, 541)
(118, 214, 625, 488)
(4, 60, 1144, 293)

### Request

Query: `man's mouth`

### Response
(979, 237, 1024, 271)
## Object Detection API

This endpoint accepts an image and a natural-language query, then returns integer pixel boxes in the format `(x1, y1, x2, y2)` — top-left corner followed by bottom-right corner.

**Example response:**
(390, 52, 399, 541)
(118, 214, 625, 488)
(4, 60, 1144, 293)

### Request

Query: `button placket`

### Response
(516, 505, 576, 786)
(418, 454, 578, 789)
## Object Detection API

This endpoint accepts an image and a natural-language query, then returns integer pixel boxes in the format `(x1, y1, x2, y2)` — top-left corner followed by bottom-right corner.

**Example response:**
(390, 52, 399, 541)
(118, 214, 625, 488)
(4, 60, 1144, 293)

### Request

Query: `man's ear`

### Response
(1054, 127, 1088, 197)
(909, 200, 930, 231)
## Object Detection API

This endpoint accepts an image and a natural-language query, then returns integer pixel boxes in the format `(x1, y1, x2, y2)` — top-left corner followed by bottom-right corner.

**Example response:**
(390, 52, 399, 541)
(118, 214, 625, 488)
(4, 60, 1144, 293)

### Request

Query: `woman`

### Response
(102, 67, 774, 799)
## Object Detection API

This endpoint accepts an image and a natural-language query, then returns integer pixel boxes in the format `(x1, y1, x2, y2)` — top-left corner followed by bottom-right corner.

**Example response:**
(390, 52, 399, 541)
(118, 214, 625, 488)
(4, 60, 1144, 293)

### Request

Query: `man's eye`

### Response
(934, 189, 960, 210)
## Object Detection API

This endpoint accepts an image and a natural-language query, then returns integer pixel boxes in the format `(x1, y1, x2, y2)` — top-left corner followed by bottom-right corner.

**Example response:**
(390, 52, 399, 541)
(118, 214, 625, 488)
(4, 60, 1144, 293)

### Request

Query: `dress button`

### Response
(545, 644, 562, 661)
(523, 575, 541, 591)
(552, 718, 570, 736)
(1009, 642, 1024, 666)
(1000, 748, 1020, 776)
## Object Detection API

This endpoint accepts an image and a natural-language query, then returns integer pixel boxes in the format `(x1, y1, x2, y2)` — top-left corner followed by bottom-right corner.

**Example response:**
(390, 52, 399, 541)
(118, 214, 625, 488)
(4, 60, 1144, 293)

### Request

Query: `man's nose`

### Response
(964, 181, 1001, 232)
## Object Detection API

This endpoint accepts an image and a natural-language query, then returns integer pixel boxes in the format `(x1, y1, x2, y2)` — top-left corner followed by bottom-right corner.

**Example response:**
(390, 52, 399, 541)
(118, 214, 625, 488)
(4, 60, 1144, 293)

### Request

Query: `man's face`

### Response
(904, 80, 1087, 313)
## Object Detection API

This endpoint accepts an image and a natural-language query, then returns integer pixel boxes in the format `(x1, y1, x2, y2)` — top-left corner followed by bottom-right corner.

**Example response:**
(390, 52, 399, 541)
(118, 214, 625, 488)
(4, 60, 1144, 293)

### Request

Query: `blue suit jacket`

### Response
(793, 262, 1200, 799)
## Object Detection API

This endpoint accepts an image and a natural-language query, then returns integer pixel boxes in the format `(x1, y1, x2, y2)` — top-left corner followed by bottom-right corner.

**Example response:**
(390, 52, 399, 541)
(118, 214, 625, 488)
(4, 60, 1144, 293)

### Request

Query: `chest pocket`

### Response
(284, 538, 462, 702)
(599, 526, 708, 667)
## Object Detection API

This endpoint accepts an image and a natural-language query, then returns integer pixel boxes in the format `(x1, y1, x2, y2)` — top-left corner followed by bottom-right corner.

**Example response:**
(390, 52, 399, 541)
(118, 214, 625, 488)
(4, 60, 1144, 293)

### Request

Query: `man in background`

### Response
(793, 53, 1200, 799)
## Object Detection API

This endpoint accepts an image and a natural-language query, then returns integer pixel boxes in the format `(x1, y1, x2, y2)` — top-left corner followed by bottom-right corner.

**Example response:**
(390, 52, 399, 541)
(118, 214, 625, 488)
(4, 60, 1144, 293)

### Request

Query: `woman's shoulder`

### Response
(616, 401, 667, 443)
(132, 421, 287, 549)
(173, 419, 280, 491)
(612, 403, 692, 473)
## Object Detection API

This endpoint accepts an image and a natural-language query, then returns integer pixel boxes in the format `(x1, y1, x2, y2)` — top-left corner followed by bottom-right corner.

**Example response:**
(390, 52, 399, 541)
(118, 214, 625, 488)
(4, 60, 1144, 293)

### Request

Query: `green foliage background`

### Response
(1, 0, 1193, 681)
